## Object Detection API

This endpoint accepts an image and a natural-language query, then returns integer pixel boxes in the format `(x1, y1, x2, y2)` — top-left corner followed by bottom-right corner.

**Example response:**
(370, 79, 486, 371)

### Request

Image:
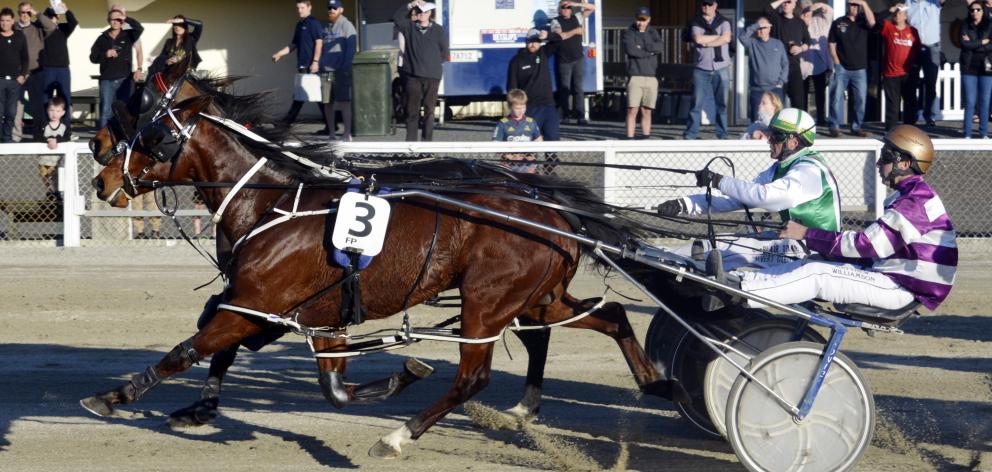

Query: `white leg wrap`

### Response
(381, 424, 413, 451)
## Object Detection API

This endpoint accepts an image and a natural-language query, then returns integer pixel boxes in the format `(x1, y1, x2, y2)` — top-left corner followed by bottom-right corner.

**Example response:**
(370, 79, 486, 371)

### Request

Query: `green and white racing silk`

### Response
(681, 148, 841, 231)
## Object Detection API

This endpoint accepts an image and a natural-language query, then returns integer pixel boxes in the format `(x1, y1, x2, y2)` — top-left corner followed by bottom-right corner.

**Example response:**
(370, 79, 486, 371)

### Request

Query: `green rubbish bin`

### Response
(351, 50, 395, 137)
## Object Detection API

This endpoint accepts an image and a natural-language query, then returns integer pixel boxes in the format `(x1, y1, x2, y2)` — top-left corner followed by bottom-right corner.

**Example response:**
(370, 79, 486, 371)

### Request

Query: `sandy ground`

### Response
(0, 246, 990, 472)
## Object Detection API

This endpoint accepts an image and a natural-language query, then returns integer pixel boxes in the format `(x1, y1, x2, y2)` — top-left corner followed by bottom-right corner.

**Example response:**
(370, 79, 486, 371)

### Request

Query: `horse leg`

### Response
(369, 342, 495, 458)
(166, 294, 235, 427)
(501, 327, 551, 424)
(312, 337, 435, 409)
(555, 294, 687, 401)
(80, 310, 261, 418)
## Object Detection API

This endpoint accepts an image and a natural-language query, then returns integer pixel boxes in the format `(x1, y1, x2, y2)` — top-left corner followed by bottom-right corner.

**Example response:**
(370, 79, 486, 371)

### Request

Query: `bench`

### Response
(0, 198, 62, 240)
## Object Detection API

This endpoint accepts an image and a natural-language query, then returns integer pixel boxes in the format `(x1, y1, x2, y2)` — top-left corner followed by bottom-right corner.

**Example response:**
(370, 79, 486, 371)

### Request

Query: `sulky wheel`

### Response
(725, 341, 875, 472)
(703, 318, 827, 438)
(665, 311, 766, 439)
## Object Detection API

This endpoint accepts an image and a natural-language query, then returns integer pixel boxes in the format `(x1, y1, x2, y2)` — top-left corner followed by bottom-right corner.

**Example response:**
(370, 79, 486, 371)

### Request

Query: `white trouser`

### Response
(738, 259, 916, 310)
(673, 236, 808, 271)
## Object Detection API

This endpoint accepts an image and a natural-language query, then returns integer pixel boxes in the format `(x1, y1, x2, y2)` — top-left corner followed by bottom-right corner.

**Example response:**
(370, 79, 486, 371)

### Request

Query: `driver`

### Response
(727, 125, 957, 311)
(657, 108, 841, 271)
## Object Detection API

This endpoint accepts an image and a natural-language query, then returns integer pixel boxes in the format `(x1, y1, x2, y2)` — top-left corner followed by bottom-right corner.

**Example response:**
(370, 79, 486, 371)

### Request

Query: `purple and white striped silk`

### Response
(804, 175, 957, 310)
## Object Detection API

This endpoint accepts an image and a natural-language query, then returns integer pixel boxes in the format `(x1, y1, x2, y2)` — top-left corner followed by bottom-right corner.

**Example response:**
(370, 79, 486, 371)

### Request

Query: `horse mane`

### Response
(182, 75, 642, 249)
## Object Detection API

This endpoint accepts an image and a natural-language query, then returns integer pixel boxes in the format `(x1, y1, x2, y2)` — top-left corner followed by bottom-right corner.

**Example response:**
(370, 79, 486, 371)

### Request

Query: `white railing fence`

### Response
(1, 139, 989, 247)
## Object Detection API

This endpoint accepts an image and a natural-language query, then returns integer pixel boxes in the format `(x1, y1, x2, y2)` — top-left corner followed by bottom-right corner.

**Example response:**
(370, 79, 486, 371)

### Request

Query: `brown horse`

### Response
(82, 67, 670, 458)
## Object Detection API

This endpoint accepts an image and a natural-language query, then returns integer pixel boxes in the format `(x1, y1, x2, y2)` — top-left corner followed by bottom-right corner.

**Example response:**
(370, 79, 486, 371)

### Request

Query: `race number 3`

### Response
(332, 192, 392, 256)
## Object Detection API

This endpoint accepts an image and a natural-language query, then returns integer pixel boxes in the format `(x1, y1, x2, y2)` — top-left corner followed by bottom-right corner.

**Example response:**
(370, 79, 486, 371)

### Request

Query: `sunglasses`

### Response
(768, 131, 791, 144)
(109, 18, 124, 23)
(971, 8, 984, 12)
(758, 26, 771, 30)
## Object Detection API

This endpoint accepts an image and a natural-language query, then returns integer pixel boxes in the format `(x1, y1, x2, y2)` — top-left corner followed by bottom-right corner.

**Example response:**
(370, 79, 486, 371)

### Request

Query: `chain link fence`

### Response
(0, 154, 63, 244)
(2, 140, 990, 246)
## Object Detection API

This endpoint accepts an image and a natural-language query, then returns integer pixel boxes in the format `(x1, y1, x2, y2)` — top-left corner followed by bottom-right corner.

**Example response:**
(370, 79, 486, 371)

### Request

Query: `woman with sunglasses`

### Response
(88, 5, 143, 129)
(959, 1, 992, 138)
(148, 15, 202, 77)
(727, 125, 956, 314)
(657, 108, 841, 279)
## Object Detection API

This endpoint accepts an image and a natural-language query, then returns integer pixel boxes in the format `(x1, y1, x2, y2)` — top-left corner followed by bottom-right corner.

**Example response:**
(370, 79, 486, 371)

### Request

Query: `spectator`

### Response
(906, 0, 945, 127)
(39, 5, 75, 132)
(959, 1, 992, 139)
(684, 0, 732, 140)
(739, 17, 788, 122)
(622, 6, 662, 140)
(149, 15, 203, 76)
(13, 2, 54, 141)
(766, 0, 812, 110)
(493, 89, 542, 174)
(89, 5, 143, 129)
(880, 4, 920, 131)
(799, 1, 832, 126)
(38, 96, 66, 198)
(551, 1, 595, 125)
(0, 8, 27, 143)
(271, 0, 324, 127)
(827, 0, 875, 137)
(318, 0, 356, 142)
(508, 29, 561, 141)
(393, 1, 448, 142)
(741, 90, 783, 140)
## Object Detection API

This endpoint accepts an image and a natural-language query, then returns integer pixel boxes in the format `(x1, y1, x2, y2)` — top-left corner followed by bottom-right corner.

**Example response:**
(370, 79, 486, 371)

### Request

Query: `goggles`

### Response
(768, 130, 791, 144)
(879, 146, 907, 166)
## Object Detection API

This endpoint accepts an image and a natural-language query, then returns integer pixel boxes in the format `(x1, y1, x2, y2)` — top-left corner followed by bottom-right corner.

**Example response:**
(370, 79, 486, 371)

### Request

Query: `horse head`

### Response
(90, 55, 194, 168)
(91, 93, 214, 208)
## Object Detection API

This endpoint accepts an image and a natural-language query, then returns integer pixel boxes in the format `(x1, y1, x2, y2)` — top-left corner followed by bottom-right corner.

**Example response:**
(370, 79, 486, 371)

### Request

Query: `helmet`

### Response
(769, 108, 817, 147)
(883, 124, 934, 174)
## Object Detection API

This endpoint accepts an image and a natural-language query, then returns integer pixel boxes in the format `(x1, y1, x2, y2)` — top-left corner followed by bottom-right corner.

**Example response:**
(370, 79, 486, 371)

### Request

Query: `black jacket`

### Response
(623, 25, 662, 77)
(150, 19, 203, 76)
(40, 10, 77, 68)
(89, 17, 144, 80)
(960, 19, 992, 75)
(393, 6, 448, 80)
(507, 38, 561, 107)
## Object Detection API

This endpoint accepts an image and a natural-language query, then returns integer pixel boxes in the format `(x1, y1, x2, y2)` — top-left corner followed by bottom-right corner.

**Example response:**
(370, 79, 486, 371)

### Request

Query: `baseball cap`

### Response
(700, 0, 718, 5)
(327, 0, 342, 9)
(526, 28, 542, 42)
(415, 2, 436, 13)
(635, 6, 651, 18)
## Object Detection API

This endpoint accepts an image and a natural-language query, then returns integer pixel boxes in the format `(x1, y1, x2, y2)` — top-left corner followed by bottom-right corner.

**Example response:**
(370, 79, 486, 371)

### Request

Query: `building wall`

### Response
(65, 0, 357, 116)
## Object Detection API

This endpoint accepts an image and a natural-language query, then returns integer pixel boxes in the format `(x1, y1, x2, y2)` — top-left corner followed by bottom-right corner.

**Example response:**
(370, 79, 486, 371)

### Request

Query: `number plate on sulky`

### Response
(332, 192, 392, 256)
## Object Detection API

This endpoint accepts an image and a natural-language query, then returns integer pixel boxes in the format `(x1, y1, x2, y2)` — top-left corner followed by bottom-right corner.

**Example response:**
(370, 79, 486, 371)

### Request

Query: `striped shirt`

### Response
(805, 175, 957, 310)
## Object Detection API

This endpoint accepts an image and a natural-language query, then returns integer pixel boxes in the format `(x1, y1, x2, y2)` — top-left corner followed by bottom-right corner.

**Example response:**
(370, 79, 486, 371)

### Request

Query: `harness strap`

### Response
(213, 157, 268, 224)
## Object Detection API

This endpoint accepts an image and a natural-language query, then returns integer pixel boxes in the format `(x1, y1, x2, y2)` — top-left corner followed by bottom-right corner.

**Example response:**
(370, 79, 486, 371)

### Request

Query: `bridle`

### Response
(96, 72, 200, 200)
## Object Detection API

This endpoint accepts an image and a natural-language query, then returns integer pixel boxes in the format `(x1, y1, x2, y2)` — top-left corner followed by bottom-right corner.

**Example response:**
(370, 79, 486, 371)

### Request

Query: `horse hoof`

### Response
(368, 440, 401, 459)
(167, 398, 219, 428)
(80, 396, 113, 417)
(404, 358, 434, 379)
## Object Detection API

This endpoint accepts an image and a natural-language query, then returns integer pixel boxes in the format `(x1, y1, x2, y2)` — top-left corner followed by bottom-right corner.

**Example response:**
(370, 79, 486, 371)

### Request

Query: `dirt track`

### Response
(0, 246, 990, 471)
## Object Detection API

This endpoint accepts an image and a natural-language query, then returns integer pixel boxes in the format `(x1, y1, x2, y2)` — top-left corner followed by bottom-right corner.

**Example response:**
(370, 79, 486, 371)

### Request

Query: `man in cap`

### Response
(622, 6, 662, 139)
(551, 0, 595, 125)
(271, 0, 325, 127)
(684, 0, 733, 140)
(393, 0, 448, 141)
(508, 28, 560, 141)
(739, 16, 788, 122)
(318, 0, 356, 141)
